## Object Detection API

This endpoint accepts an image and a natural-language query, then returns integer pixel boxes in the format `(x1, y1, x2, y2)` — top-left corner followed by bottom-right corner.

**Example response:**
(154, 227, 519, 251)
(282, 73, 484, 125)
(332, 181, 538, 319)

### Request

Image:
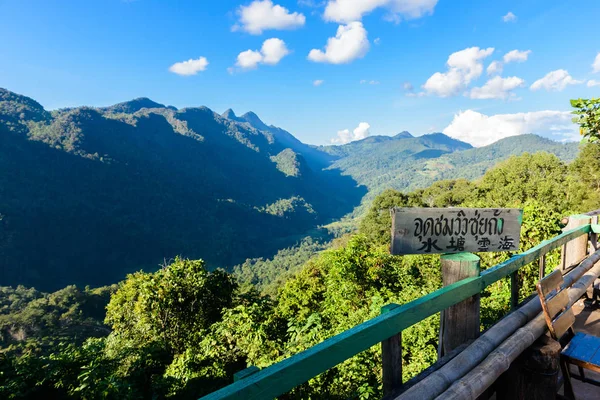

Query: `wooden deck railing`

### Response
(200, 223, 597, 400)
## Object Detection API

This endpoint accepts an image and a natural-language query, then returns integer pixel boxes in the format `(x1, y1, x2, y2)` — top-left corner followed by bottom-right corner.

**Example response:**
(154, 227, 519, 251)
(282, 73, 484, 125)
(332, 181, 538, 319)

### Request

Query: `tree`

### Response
(359, 189, 409, 246)
(477, 152, 569, 210)
(105, 258, 237, 353)
(572, 98, 600, 142)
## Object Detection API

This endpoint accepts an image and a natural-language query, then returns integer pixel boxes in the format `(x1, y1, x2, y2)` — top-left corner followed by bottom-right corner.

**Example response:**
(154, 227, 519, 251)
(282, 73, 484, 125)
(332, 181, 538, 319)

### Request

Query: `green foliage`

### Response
(270, 148, 304, 177)
(0, 285, 114, 357)
(234, 237, 327, 295)
(0, 88, 364, 291)
(477, 152, 570, 209)
(106, 258, 237, 353)
(260, 196, 316, 219)
(572, 98, 600, 141)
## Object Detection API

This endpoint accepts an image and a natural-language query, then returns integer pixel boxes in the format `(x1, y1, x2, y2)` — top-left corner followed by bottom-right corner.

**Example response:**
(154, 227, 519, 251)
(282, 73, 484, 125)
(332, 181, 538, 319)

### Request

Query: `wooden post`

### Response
(438, 253, 481, 357)
(510, 271, 519, 310)
(590, 215, 598, 252)
(561, 214, 591, 272)
(495, 335, 561, 400)
(589, 215, 599, 301)
(381, 304, 402, 397)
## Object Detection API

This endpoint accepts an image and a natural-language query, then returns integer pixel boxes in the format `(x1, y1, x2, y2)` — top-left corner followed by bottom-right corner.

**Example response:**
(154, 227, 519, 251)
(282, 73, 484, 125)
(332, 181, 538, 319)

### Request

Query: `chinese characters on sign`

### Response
(390, 208, 523, 255)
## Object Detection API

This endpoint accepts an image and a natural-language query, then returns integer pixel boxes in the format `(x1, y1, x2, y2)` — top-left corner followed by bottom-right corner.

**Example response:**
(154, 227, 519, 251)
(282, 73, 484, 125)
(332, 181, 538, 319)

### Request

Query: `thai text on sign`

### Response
(390, 208, 523, 255)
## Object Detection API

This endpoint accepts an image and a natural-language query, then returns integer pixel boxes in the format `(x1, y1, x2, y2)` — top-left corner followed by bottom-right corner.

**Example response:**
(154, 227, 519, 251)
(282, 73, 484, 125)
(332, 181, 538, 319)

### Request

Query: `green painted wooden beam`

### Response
(199, 224, 591, 400)
(234, 366, 260, 382)
(591, 224, 600, 234)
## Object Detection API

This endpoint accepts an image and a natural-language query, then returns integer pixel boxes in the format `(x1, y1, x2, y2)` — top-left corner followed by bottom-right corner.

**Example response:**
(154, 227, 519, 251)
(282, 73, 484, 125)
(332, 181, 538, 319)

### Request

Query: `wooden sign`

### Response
(391, 207, 523, 255)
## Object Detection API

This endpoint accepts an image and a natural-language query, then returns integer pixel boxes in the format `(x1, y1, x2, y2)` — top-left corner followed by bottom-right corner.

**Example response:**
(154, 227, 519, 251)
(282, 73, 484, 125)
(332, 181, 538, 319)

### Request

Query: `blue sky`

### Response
(1, 0, 599, 146)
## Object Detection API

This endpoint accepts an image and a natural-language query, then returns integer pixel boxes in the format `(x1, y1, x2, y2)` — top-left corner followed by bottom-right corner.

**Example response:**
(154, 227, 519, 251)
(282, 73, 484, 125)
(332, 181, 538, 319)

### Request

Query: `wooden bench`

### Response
(537, 269, 600, 399)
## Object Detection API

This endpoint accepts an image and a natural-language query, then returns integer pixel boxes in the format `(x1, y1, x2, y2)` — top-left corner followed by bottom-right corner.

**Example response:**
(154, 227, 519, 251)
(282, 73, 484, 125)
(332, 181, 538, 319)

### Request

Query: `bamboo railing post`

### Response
(560, 214, 591, 272)
(438, 253, 481, 357)
(381, 304, 402, 397)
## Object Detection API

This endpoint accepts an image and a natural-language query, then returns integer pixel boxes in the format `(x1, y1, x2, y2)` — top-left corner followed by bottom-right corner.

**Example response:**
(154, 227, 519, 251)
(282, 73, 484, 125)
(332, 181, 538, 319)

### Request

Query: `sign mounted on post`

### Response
(391, 207, 523, 255)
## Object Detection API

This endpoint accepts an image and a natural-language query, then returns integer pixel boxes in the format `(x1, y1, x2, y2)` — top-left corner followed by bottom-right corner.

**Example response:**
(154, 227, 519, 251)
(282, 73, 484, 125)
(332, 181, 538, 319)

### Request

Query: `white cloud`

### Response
(530, 69, 582, 91)
(403, 82, 414, 91)
(593, 52, 600, 73)
(331, 122, 371, 144)
(234, 0, 305, 35)
(422, 46, 494, 97)
(234, 38, 290, 70)
(308, 22, 369, 64)
(374, 37, 381, 45)
(168, 57, 209, 76)
(323, 0, 438, 24)
(360, 79, 380, 84)
(487, 60, 503, 76)
(469, 76, 525, 100)
(443, 109, 577, 147)
(260, 38, 290, 64)
(588, 80, 600, 87)
(236, 50, 264, 69)
(503, 49, 531, 63)
(313, 79, 325, 86)
(503, 12, 517, 22)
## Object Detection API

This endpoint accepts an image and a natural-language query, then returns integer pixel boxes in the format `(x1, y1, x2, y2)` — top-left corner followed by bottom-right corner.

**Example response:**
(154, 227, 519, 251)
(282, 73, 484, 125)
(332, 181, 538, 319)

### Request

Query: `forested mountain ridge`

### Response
(0, 87, 580, 292)
(324, 131, 579, 214)
(0, 88, 364, 291)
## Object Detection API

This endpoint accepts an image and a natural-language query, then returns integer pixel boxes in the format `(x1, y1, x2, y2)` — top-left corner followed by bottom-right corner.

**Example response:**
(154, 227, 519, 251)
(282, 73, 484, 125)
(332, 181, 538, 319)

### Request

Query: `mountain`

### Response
(0, 88, 581, 291)
(222, 109, 333, 169)
(318, 130, 579, 216)
(0, 88, 365, 291)
(320, 132, 473, 193)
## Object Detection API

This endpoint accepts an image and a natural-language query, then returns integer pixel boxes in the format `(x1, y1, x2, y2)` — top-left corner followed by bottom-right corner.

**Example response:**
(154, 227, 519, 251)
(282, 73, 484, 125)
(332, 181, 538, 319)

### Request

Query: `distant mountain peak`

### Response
(105, 97, 166, 114)
(240, 111, 269, 131)
(394, 131, 413, 139)
(222, 108, 237, 120)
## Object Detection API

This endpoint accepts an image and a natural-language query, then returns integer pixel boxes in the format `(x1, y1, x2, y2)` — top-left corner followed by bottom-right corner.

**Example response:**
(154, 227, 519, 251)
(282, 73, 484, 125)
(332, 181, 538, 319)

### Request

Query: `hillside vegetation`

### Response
(0, 89, 363, 291)
(0, 87, 581, 293)
(2, 146, 599, 399)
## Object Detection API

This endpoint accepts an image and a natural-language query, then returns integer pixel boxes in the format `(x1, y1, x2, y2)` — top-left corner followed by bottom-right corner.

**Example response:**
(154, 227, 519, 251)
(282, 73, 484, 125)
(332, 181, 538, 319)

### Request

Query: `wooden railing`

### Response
(200, 223, 597, 400)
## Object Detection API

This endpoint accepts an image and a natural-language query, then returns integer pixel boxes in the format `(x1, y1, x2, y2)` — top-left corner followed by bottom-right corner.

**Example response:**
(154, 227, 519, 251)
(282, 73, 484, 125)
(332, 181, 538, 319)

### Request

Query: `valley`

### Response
(0, 88, 580, 291)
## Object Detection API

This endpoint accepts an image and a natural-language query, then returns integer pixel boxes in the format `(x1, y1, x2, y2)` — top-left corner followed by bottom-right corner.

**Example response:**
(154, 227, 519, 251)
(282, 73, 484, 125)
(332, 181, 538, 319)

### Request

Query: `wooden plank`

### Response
(561, 214, 591, 271)
(589, 338, 600, 366)
(391, 208, 523, 255)
(439, 253, 480, 356)
(546, 290, 569, 318)
(537, 269, 563, 298)
(563, 333, 600, 363)
(552, 308, 575, 339)
(381, 304, 403, 396)
(539, 254, 546, 280)
(200, 224, 591, 400)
